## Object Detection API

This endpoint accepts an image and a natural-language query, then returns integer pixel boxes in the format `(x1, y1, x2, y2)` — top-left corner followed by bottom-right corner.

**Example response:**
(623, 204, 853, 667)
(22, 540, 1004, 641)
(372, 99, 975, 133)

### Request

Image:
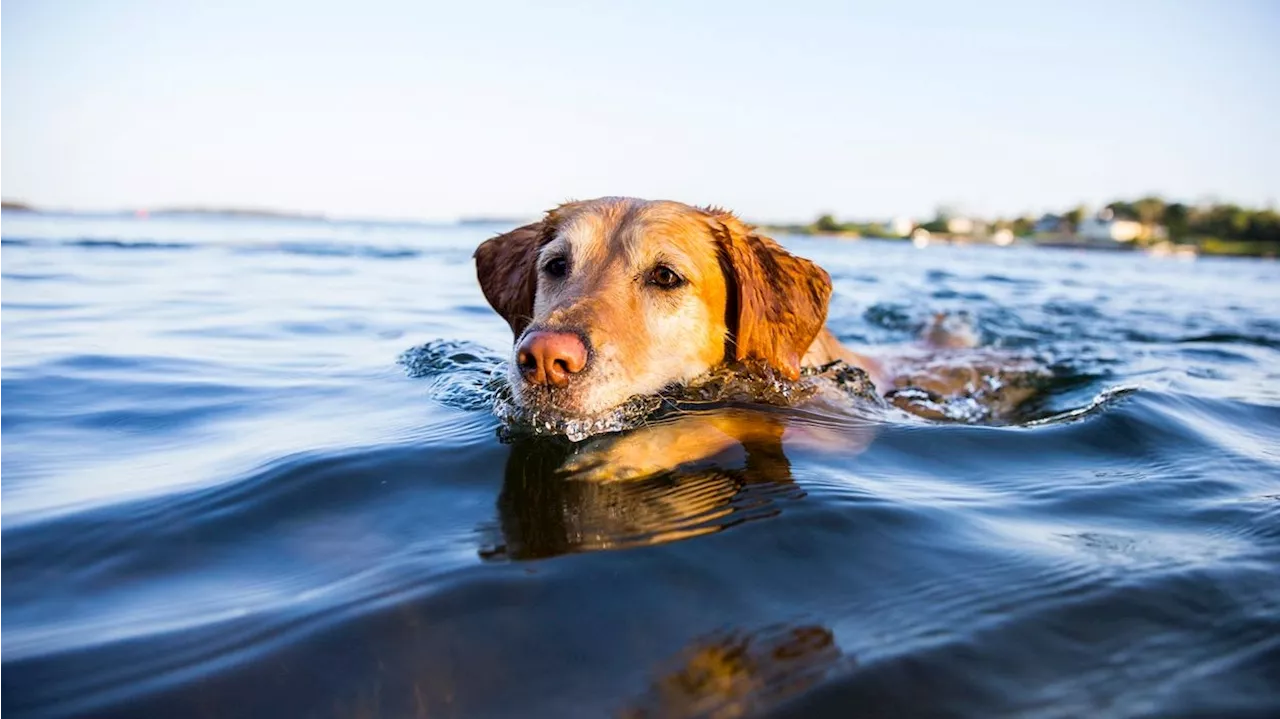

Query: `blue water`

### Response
(3, 211, 1279, 718)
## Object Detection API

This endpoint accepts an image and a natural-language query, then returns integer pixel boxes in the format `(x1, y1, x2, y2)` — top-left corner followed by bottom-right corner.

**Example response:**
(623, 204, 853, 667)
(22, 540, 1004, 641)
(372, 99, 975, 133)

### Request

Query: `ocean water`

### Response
(3, 211, 1279, 718)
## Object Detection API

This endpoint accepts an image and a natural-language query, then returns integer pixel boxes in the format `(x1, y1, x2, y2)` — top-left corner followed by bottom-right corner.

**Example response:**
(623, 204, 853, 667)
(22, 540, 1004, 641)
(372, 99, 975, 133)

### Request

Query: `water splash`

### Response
(1025, 385, 1140, 426)
(494, 359, 885, 443)
(883, 349, 1054, 424)
(492, 385, 666, 443)
(402, 339, 1047, 439)
(397, 340, 506, 411)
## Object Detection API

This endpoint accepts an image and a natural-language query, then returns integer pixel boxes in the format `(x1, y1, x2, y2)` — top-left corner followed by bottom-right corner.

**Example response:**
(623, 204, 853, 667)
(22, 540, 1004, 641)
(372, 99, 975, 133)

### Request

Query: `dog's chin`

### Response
(509, 379, 627, 419)
(499, 374, 671, 441)
(501, 365, 660, 417)
(510, 383, 587, 417)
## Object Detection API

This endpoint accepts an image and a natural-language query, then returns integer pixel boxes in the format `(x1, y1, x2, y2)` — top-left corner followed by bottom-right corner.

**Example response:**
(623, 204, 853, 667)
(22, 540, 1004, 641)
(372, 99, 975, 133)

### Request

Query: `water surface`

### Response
(3, 211, 1279, 717)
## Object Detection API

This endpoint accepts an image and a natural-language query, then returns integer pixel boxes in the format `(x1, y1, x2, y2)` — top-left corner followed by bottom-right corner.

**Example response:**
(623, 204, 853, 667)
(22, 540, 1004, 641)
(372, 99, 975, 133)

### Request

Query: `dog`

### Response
(474, 196, 1039, 431)
(473, 197, 896, 415)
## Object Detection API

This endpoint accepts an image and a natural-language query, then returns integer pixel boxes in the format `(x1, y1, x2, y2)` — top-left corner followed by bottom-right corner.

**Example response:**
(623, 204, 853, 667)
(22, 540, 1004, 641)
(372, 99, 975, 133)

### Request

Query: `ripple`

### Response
(66, 239, 196, 250)
(5, 218, 1280, 718)
(777, 565, 1280, 718)
(1178, 332, 1280, 350)
(622, 623, 852, 718)
(232, 241, 423, 259)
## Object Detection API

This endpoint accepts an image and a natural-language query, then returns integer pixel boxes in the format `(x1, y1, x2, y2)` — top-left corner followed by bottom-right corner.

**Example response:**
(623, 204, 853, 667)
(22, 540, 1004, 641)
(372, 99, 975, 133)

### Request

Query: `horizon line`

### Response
(3, 193, 1276, 227)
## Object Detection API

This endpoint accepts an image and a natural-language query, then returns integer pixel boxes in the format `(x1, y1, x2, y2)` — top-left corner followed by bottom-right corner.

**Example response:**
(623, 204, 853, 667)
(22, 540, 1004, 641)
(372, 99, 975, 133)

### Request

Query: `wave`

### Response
(1177, 332, 1280, 350)
(2, 235, 430, 260)
(230, 242, 424, 259)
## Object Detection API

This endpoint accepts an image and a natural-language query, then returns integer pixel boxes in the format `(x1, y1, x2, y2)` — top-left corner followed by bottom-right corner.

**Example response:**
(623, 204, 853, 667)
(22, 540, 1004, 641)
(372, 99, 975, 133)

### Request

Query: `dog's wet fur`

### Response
(475, 197, 1041, 427)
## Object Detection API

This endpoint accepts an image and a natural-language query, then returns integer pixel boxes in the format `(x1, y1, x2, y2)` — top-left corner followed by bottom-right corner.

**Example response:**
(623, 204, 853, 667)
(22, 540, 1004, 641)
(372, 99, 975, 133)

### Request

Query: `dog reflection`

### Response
(483, 409, 874, 561)
(621, 623, 852, 719)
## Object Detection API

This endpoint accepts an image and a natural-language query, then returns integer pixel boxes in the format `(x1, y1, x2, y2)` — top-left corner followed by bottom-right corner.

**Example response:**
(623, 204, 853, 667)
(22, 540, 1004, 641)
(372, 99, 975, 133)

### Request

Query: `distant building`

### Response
(1033, 214, 1067, 235)
(1078, 216, 1143, 242)
(885, 216, 915, 238)
(1077, 208, 1166, 243)
(991, 228, 1015, 246)
(946, 217, 975, 235)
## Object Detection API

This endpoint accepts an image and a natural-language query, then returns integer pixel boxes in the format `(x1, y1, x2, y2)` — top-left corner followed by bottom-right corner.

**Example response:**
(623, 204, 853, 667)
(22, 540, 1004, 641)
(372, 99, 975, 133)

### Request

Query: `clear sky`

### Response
(4, 0, 1278, 222)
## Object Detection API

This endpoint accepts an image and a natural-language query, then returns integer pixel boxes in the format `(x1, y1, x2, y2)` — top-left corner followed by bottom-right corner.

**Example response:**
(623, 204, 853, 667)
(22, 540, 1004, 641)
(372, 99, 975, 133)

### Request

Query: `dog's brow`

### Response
(538, 234, 571, 260)
(624, 225, 706, 273)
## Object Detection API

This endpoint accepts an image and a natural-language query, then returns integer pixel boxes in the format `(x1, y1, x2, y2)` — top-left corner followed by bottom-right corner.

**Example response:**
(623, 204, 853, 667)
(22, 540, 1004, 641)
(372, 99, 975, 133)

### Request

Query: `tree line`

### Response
(1092, 198, 1279, 244)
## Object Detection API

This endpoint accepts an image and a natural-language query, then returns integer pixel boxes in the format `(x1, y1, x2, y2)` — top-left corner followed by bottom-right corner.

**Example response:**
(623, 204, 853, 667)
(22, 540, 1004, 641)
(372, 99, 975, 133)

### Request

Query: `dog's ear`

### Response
(709, 212, 832, 380)
(474, 222, 547, 337)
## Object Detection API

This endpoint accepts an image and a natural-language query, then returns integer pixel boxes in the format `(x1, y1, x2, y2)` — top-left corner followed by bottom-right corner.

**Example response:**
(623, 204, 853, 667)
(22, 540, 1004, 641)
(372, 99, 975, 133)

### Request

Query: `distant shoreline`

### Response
(0, 201, 534, 227)
(5, 200, 1274, 259)
(766, 228, 1275, 259)
(2, 201, 323, 221)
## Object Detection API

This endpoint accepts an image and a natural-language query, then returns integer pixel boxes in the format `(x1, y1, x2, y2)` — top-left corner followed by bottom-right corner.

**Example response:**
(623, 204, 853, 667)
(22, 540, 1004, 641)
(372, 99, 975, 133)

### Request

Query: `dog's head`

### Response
(474, 197, 832, 416)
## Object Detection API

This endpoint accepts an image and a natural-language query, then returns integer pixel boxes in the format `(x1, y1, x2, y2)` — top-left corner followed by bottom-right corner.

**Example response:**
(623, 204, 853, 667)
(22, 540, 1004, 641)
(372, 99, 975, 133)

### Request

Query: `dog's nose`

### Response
(516, 331, 588, 387)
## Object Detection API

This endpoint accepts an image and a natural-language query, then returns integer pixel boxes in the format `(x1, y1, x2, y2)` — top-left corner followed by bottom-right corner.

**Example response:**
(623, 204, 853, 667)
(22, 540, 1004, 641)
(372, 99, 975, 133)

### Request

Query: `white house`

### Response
(1033, 214, 1067, 235)
(946, 217, 975, 235)
(1077, 207, 1167, 243)
(885, 216, 915, 238)
(1078, 216, 1142, 242)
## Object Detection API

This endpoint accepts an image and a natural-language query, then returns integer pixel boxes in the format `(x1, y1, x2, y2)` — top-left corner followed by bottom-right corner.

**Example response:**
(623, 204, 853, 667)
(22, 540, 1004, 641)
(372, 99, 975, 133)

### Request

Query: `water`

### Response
(3, 211, 1279, 718)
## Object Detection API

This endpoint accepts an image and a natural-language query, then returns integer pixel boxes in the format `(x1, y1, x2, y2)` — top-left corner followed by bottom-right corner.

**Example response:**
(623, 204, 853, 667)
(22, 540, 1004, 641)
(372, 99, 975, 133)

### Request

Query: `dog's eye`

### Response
(647, 264, 685, 289)
(542, 256, 568, 279)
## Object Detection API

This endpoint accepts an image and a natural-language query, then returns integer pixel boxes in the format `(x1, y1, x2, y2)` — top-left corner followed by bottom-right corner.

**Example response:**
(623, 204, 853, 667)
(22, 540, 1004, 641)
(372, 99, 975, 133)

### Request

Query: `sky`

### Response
(3, 0, 1278, 222)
